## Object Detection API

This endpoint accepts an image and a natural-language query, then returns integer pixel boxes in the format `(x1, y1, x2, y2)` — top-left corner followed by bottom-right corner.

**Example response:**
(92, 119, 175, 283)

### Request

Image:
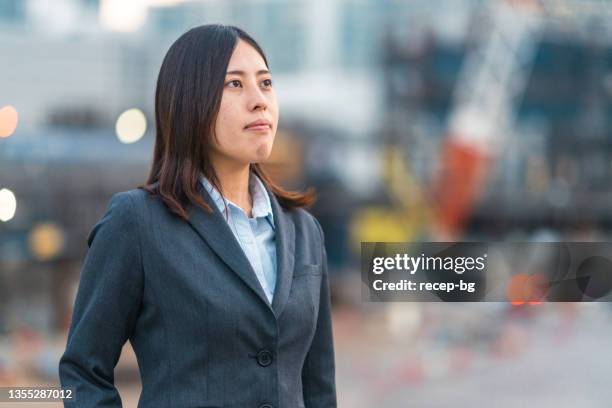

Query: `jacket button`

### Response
(259, 405, 273, 408)
(256, 350, 273, 367)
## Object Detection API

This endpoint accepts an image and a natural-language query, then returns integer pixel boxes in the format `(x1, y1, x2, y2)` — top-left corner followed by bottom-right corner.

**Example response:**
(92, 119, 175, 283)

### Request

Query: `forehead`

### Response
(226, 39, 267, 72)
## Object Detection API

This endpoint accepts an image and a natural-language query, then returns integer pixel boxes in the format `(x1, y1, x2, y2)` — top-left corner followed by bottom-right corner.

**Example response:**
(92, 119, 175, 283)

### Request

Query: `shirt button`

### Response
(256, 350, 273, 367)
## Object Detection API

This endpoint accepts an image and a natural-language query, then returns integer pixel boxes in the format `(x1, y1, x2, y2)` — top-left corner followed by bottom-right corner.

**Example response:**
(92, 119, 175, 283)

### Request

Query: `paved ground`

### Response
(333, 302, 612, 408)
(2, 303, 611, 407)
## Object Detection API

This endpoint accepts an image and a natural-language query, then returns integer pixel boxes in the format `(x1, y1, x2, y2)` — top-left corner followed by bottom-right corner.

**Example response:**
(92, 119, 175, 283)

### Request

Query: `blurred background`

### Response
(2, 0, 612, 406)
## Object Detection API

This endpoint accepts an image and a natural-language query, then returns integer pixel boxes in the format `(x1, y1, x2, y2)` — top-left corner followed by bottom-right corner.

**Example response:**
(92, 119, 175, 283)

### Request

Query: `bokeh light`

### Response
(0, 105, 18, 138)
(0, 188, 17, 222)
(28, 222, 66, 261)
(99, 0, 148, 33)
(115, 108, 147, 144)
(507, 272, 548, 305)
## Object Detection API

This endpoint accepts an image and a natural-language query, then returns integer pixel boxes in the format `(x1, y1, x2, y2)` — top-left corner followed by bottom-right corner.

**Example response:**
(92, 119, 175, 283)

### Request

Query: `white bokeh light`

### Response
(115, 108, 147, 144)
(0, 188, 17, 222)
(100, 0, 148, 33)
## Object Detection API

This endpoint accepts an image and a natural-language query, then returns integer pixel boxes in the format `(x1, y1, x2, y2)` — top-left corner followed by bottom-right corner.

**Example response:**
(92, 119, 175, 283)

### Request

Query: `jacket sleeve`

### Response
(58, 192, 144, 407)
(302, 215, 337, 407)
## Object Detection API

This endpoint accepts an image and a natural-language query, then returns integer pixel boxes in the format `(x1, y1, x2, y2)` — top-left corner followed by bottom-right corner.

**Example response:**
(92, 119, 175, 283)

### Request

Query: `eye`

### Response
(226, 79, 241, 88)
(262, 78, 273, 88)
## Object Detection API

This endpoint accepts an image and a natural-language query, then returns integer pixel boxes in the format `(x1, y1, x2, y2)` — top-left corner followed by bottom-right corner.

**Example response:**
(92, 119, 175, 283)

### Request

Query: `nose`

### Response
(247, 83, 268, 112)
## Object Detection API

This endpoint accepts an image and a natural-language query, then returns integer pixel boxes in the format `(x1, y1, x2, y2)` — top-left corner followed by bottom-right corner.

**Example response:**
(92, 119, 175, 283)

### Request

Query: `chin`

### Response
(251, 154, 272, 164)
(252, 144, 273, 160)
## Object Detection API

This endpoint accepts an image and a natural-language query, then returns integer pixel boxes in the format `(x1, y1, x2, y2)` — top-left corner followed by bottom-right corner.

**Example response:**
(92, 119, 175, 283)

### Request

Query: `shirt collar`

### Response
(199, 172, 274, 226)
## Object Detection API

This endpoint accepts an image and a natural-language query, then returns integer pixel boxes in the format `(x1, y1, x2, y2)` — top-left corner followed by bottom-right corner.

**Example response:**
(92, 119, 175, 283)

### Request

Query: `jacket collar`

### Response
(185, 177, 295, 318)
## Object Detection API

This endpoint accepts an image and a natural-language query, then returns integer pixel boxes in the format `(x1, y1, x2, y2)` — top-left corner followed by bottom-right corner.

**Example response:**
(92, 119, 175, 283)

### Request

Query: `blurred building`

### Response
(3, 0, 612, 334)
(383, 4, 612, 235)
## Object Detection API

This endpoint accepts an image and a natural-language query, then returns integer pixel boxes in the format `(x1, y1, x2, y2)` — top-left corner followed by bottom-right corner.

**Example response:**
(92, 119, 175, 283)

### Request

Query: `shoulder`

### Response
(103, 189, 146, 220)
(284, 206, 327, 265)
(87, 188, 147, 247)
(288, 206, 325, 245)
(105, 187, 160, 217)
(107, 187, 160, 226)
(112, 188, 150, 208)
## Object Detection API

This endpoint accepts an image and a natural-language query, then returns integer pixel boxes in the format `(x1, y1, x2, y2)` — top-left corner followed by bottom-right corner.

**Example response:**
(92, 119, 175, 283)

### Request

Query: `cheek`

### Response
(214, 104, 241, 145)
(269, 96, 279, 122)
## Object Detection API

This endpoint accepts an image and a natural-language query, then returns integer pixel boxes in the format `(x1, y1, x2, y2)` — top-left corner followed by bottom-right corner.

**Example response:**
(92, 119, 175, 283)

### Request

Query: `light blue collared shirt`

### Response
(199, 173, 277, 304)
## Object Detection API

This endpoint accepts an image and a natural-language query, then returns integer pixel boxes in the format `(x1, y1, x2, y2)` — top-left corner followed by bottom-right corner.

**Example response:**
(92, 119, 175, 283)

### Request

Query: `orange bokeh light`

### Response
(0, 105, 18, 138)
(507, 272, 548, 305)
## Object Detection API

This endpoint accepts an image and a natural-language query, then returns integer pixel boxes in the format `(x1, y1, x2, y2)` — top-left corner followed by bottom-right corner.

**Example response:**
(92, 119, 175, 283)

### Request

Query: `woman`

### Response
(59, 24, 337, 408)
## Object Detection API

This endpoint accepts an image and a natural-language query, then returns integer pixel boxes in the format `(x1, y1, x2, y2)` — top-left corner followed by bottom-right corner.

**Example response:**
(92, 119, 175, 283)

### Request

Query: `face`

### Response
(210, 39, 279, 167)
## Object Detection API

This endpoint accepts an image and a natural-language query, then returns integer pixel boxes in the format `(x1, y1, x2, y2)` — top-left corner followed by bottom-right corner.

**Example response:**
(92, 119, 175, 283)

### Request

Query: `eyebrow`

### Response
(225, 69, 271, 76)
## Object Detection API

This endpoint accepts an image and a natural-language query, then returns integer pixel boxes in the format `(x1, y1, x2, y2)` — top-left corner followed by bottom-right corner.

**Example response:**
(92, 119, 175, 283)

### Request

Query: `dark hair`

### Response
(138, 24, 315, 221)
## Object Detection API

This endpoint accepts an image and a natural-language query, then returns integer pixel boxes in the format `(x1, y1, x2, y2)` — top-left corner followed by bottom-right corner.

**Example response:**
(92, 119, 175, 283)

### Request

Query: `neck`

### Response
(210, 156, 252, 217)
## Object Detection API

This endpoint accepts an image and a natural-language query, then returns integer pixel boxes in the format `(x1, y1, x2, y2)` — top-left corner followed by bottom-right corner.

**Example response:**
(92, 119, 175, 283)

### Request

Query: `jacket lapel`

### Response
(267, 184, 295, 318)
(185, 181, 295, 319)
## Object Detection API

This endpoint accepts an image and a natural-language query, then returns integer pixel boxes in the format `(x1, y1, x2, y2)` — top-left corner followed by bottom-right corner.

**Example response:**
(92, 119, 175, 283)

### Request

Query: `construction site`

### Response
(1, 0, 612, 406)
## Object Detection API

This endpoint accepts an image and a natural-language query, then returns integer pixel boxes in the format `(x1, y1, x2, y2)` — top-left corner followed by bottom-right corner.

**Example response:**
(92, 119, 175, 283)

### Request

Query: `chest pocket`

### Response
(293, 263, 322, 277)
(292, 263, 322, 317)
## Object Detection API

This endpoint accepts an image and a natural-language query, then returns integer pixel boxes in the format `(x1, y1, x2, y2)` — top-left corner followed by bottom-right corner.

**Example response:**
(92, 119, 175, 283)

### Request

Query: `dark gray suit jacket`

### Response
(58, 182, 336, 408)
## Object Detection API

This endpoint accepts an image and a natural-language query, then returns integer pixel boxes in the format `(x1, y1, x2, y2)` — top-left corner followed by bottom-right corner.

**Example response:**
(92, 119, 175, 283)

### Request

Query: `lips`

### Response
(245, 119, 271, 129)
